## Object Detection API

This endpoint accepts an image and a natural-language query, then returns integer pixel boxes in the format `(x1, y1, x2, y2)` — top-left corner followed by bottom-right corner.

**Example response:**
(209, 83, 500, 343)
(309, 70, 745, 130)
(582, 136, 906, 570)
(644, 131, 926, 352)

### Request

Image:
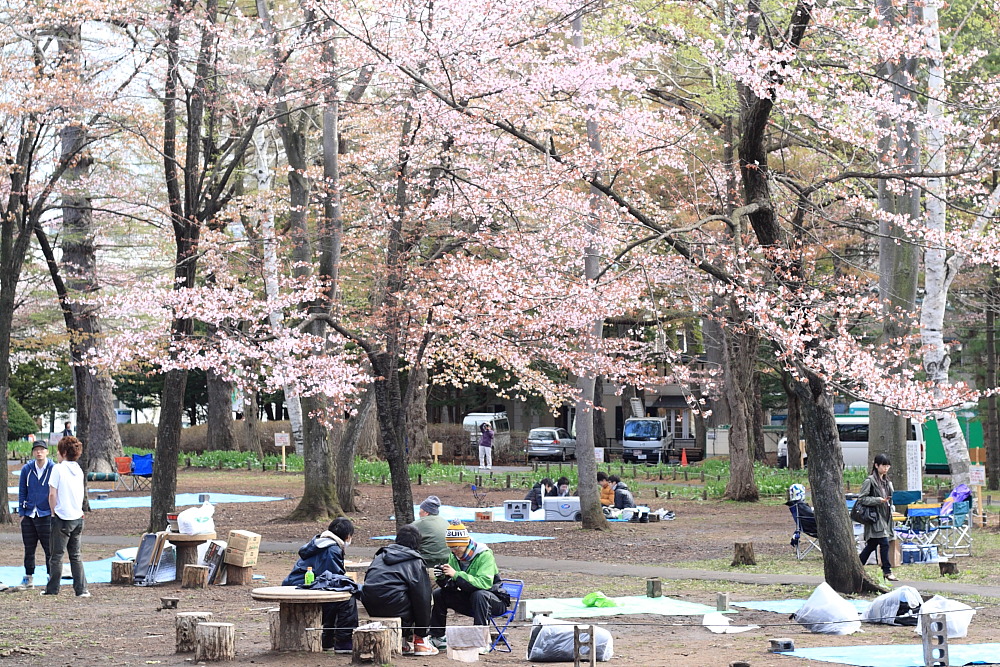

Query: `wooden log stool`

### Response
(732, 542, 756, 566)
(352, 624, 393, 664)
(225, 563, 254, 586)
(365, 617, 402, 655)
(182, 564, 210, 589)
(176, 611, 213, 653)
(111, 560, 134, 585)
(195, 622, 235, 661)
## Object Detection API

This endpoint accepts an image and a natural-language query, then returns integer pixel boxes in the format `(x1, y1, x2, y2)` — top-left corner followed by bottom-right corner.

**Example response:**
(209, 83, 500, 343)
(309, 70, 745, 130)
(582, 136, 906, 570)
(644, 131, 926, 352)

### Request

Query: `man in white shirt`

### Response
(42, 437, 90, 597)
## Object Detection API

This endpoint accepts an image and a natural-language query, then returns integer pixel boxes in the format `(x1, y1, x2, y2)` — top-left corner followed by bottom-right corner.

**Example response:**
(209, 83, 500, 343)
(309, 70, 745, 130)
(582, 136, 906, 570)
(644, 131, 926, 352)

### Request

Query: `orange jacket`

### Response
(600, 484, 614, 506)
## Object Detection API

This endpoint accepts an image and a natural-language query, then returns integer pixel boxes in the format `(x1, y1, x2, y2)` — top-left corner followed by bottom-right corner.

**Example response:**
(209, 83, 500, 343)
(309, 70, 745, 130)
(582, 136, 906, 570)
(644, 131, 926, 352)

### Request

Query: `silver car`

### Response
(526, 427, 576, 461)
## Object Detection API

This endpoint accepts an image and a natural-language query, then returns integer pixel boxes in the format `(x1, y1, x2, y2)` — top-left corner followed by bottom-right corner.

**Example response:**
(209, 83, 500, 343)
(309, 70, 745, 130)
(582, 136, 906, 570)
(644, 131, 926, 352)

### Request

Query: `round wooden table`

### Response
(251, 585, 352, 652)
(164, 532, 216, 581)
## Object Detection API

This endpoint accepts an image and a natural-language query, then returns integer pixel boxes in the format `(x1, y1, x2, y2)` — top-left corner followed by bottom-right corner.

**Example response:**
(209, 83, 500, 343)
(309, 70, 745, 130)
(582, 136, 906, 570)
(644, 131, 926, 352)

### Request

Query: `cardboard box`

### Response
(228, 530, 261, 553)
(475, 511, 493, 522)
(224, 547, 258, 567)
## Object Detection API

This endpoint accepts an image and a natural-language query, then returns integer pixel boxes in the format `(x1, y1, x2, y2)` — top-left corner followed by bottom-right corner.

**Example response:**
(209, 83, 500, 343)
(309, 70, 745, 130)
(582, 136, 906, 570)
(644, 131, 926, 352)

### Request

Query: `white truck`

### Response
(620, 416, 671, 464)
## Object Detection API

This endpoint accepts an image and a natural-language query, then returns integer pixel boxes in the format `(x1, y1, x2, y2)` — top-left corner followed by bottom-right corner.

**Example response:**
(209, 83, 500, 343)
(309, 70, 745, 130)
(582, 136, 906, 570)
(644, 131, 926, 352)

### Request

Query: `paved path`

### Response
(3, 532, 996, 599)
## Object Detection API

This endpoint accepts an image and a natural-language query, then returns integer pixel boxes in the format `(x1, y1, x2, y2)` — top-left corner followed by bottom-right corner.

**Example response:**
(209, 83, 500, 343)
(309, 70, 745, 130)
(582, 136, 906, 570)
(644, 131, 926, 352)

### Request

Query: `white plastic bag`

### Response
(863, 586, 921, 625)
(793, 583, 861, 635)
(177, 502, 216, 535)
(527, 616, 613, 662)
(915, 595, 975, 638)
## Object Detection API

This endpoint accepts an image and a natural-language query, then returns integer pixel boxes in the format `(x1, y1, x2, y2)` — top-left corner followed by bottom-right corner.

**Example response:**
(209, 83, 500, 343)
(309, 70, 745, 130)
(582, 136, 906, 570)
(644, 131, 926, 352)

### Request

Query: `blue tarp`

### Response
(372, 532, 553, 544)
(0, 557, 118, 589)
(8, 492, 284, 512)
(783, 643, 1000, 667)
(734, 599, 871, 615)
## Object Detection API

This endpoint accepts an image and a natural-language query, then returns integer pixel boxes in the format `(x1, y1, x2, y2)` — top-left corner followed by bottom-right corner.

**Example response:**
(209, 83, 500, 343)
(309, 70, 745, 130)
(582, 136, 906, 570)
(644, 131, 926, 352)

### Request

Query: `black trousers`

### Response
(859, 536, 891, 574)
(322, 598, 358, 648)
(430, 587, 505, 638)
(44, 516, 87, 596)
(21, 515, 52, 576)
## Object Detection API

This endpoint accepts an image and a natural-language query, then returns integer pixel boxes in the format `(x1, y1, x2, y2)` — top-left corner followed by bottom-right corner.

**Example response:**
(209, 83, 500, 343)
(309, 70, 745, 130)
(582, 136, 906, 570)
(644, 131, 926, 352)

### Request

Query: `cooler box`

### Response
(543, 496, 581, 522)
(504, 500, 531, 521)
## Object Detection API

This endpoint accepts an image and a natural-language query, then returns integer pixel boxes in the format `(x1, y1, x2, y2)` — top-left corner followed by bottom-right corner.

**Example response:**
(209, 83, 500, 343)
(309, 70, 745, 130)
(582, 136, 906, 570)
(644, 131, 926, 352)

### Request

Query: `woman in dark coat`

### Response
(857, 453, 897, 581)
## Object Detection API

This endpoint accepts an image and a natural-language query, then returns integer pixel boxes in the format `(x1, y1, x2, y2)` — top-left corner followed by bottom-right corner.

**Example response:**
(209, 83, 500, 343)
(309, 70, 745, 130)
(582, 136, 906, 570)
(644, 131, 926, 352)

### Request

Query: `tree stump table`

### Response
(732, 542, 756, 566)
(176, 611, 213, 652)
(250, 585, 352, 652)
(164, 532, 217, 581)
(195, 622, 235, 661)
(352, 625, 393, 664)
(111, 560, 134, 585)
(182, 564, 209, 589)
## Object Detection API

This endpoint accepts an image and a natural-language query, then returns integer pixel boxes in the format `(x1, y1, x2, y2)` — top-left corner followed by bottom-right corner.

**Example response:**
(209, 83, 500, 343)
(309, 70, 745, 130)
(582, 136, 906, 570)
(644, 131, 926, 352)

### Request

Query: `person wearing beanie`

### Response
(18, 442, 54, 587)
(428, 522, 508, 651)
(411, 495, 450, 567)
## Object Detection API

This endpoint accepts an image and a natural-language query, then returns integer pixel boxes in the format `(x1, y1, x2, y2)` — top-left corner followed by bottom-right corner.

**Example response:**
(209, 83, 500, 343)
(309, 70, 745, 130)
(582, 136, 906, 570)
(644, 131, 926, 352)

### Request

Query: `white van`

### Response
(621, 416, 671, 464)
(834, 402, 923, 468)
(462, 412, 511, 451)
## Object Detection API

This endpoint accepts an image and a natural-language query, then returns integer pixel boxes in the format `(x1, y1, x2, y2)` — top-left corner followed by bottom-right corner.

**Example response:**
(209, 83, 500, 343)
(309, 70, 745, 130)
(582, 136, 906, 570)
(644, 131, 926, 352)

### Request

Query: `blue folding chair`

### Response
(131, 453, 154, 490)
(489, 579, 524, 653)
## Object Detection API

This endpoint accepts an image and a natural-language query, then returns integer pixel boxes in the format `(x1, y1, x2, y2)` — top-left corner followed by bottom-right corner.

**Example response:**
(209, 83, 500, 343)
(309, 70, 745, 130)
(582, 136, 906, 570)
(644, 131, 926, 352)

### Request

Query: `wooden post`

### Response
(646, 577, 662, 598)
(939, 560, 960, 576)
(225, 564, 253, 586)
(111, 560, 134, 585)
(731, 542, 756, 566)
(573, 625, 597, 667)
(352, 626, 393, 664)
(267, 608, 281, 650)
(182, 564, 209, 589)
(175, 611, 213, 652)
(195, 622, 235, 661)
(366, 617, 402, 655)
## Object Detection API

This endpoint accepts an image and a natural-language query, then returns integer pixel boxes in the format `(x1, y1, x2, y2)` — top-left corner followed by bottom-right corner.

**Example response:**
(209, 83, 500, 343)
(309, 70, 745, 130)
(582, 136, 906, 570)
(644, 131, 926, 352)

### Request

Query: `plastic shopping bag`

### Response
(177, 502, 216, 535)
(582, 591, 617, 608)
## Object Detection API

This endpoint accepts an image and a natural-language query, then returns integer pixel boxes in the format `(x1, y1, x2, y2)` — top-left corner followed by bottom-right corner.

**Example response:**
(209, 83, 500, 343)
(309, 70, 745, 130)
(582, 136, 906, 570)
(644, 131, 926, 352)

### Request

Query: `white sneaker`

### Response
(20, 575, 32, 587)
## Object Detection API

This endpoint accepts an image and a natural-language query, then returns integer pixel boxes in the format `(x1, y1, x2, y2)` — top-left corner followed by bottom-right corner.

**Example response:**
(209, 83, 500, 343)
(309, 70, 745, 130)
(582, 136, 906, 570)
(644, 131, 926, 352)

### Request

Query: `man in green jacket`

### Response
(428, 522, 506, 649)
(411, 495, 450, 567)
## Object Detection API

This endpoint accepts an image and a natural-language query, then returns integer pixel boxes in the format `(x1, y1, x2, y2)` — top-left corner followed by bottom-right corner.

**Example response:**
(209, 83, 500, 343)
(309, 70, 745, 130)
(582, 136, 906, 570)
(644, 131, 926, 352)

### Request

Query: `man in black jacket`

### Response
(360, 525, 437, 656)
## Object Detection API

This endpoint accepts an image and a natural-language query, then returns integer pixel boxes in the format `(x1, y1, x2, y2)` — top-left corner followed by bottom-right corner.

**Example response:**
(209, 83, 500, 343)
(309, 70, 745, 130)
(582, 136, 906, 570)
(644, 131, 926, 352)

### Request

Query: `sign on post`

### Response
(594, 447, 605, 463)
(274, 432, 290, 471)
(905, 440, 921, 492)
(970, 465, 986, 528)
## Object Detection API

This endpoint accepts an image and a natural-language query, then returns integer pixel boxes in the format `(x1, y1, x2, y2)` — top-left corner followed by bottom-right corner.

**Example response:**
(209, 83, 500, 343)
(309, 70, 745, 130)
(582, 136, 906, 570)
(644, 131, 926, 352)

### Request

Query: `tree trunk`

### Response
(244, 387, 264, 459)
(722, 311, 759, 501)
(702, 299, 730, 427)
(372, 352, 414, 528)
(752, 374, 766, 462)
(206, 369, 236, 451)
(792, 368, 882, 593)
(593, 376, 607, 450)
(986, 270, 999, 491)
(404, 365, 429, 461)
(287, 393, 342, 520)
(151, 368, 188, 532)
(337, 387, 375, 511)
(781, 370, 803, 470)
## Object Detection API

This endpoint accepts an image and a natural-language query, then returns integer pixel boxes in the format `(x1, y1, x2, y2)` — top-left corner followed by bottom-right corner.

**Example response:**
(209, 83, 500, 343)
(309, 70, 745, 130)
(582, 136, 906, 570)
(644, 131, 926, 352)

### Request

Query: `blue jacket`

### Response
(18, 459, 54, 517)
(282, 531, 347, 586)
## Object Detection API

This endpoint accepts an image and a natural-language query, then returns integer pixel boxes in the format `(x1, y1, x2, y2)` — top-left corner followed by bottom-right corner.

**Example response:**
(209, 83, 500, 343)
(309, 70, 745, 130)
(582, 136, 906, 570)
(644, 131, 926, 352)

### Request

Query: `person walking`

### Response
(18, 441, 54, 587)
(61, 422, 73, 438)
(478, 423, 494, 470)
(43, 436, 90, 597)
(857, 453, 898, 582)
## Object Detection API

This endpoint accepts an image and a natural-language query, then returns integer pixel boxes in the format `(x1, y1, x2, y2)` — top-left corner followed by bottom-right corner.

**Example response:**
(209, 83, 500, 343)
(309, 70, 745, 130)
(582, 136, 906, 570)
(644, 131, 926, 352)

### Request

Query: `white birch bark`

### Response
(254, 136, 305, 455)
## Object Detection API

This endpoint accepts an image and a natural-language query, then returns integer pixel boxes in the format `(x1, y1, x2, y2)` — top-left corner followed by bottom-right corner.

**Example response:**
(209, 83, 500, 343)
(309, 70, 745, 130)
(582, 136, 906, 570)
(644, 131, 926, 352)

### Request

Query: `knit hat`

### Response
(445, 522, 471, 549)
(420, 495, 441, 515)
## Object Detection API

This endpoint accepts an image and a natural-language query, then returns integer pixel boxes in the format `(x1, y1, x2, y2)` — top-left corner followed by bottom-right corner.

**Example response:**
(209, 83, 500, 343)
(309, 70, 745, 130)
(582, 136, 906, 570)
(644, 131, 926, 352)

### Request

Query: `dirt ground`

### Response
(2, 466, 999, 666)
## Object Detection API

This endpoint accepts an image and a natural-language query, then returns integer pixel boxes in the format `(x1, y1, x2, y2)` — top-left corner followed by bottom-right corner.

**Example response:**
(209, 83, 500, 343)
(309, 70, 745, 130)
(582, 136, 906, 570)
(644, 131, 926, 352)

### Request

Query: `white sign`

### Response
(274, 432, 290, 448)
(629, 398, 644, 419)
(969, 465, 986, 486)
(905, 440, 921, 492)
(594, 447, 605, 463)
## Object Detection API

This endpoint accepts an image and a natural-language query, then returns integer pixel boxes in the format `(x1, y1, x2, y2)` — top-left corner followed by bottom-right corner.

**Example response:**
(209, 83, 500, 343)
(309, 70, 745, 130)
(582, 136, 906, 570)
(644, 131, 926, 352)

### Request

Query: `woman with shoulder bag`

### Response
(857, 453, 898, 581)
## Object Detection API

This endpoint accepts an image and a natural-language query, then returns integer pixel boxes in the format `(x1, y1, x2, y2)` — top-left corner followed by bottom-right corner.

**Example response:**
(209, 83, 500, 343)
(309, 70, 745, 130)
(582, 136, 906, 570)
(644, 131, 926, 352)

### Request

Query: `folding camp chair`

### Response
(788, 501, 821, 560)
(489, 579, 524, 653)
(131, 453, 154, 490)
(934, 500, 972, 557)
(894, 503, 941, 548)
(113, 456, 134, 491)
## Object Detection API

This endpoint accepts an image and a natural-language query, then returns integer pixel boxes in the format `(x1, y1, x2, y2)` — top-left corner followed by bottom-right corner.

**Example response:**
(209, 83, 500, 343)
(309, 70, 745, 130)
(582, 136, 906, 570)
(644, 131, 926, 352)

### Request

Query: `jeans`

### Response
(21, 515, 52, 576)
(859, 536, 891, 574)
(430, 587, 505, 637)
(478, 446, 492, 468)
(45, 516, 88, 595)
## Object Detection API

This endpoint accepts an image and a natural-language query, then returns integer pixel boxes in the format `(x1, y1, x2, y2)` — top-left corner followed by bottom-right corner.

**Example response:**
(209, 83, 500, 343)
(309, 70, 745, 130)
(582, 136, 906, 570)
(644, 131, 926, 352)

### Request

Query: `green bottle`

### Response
(304, 566, 314, 586)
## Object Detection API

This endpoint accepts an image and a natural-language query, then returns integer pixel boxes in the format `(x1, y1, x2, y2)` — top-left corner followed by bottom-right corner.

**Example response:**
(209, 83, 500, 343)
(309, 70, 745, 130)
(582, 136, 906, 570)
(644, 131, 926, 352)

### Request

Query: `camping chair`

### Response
(131, 453, 154, 490)
(489, 579, 524, 653)
(113, 456, 134, 491)
(934, 500, 972, 557)
(788, 501, 820, 560)
(893, 503, 941, 548)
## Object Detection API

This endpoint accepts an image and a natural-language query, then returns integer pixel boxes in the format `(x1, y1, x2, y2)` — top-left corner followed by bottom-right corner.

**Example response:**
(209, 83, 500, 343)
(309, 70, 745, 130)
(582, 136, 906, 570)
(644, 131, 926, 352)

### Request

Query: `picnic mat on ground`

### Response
(8, 492, 284, 512)
(524, 595, 726, 618)
(402, 504, 545, 523)
(0, 557, 117, 588)
(372, 532, 553, 544)
(733, 599, 871, 615)
(782, 643, 1000, 667)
